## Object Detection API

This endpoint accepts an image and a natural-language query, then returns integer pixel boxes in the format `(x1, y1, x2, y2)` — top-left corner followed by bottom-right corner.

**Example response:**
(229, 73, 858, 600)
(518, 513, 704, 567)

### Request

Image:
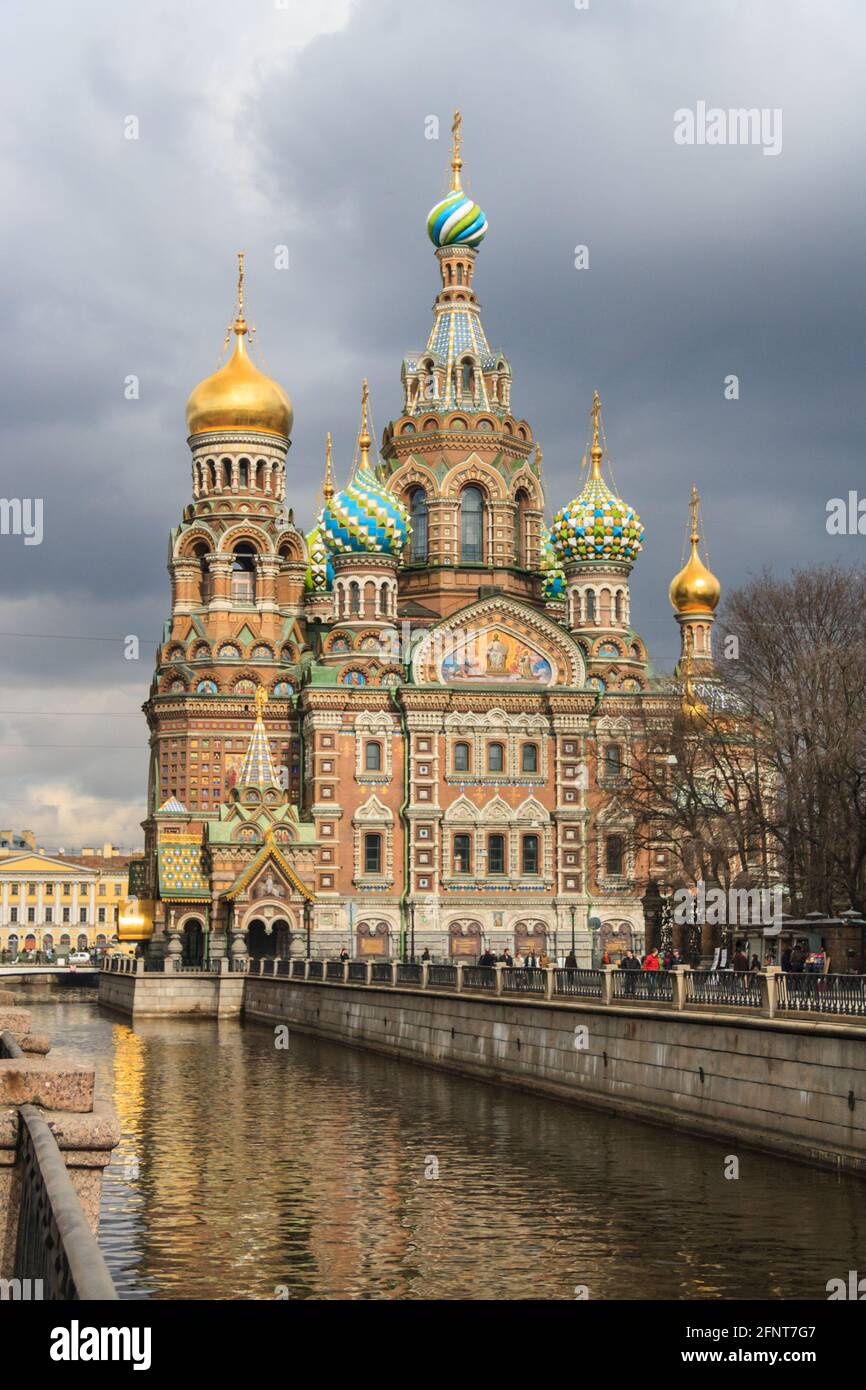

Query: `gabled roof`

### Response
(223, 840, 315, 903)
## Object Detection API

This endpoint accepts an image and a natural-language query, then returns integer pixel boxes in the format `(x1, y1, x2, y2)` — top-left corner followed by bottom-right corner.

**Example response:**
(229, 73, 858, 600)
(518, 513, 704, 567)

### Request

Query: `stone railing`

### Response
(0, 989, 119, 1298)
(240, 960, 866, 1023)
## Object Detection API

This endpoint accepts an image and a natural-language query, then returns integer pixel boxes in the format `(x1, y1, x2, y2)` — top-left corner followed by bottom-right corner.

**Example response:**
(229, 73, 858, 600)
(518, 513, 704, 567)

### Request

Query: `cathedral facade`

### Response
(128, 116, 720, 967)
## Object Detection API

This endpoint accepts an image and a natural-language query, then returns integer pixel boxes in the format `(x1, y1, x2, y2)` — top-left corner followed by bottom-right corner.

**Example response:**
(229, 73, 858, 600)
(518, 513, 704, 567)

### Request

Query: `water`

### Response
(40, 999, 865, 1301)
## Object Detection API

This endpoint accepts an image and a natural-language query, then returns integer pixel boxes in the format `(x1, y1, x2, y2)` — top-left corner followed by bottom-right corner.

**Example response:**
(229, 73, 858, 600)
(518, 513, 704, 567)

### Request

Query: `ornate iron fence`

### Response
(325, 961, 345, 982)
(427, 964, 458, 989)
(687, 970, 763, 1009)
(554, 968, 604, 999)
(612, 970, 675, 1003)
(307, 960, 324, 980)
(461, 966, 496, 992)
(371, 961, 393, 983)
(502, 967, 546, 995)
(777, 972, 866, 1017)
(347, 961, 367, 982)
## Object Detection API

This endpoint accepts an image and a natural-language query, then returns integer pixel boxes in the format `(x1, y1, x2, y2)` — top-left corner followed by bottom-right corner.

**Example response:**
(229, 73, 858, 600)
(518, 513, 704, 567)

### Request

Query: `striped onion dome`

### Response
(320, 465, 411, 557)
(305, 525, 334, 592)
(427, 189, 488, 248)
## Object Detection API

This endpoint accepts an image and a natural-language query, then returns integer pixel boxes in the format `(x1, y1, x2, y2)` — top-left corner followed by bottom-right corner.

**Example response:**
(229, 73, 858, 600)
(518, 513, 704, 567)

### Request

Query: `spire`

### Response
(358, 379, 372, 469)
(669, 484, 720, 614)
(237, 685, 281, 789)
(450, 109, 463, 191)
(588, 389, 603, 481)
(323, 431, 335, 505)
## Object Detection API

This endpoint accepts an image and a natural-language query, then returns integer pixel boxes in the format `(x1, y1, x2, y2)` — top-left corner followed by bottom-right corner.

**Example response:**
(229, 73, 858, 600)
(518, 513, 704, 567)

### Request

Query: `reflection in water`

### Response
(45, 1001, 864, 1301)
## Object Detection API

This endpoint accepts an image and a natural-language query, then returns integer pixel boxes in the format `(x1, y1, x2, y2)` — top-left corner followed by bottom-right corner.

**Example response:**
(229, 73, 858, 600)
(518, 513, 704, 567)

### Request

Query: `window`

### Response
(365, 742, 382, 772)
(488, 834, 506, 875)
(585, 589, 596, 621)
(97, 908, 106, 924)
(453, 834, 472, 874)
(62, 908, 70, 924)
(349, 581, 361, 615)
(27, 908, 35, 923)
(408, 488, 428, 562)
(461, 486, 484, 564)
(487, 742, 504, 773)
(45, 882, 54, 894)
(63, 883, 71, 896)
(364, 833, 382, 875)
(98, 883, 106, 895)
(605, 835, 624, 876)
(522, 835, 539, 875)
(9, 908, 17, 923)
(79, 908, 88, 924)
(231, 543, 256, 602)
(514, 488, 529, 567)
(604, 744, 623, 779)
(454, 742, 470, 773)
(521, 744, 538, 773)
(45, 908, 53, 923)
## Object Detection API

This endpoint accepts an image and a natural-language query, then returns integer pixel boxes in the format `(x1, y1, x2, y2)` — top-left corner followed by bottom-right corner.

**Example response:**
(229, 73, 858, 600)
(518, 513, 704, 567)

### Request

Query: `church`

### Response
(125, 114, 721, 967)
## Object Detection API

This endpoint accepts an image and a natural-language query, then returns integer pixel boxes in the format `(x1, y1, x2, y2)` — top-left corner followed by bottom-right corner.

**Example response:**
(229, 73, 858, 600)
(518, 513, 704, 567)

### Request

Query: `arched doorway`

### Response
(182, 917, 205, 966)
(247, 918, 274, 959)
(273, 919, 291, 958)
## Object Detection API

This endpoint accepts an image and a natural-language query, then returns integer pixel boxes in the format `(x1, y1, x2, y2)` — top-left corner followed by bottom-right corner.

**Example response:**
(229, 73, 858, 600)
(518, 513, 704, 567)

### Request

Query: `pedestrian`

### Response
(501, 948, 513, 967)
(620, 949, 641, 996)
(538, 951, 550, 969)
(514, 951, 525, 968)
(526, 953, 537, 969)
(564, 951, 577, 969)
(421, 947, 431, 963)
(601, 949, 611, 966)
(749, 954, 761, 972)
(732, 944, 749, 973)
(781, 945, 792, 972)
(339, 947, 349, 963)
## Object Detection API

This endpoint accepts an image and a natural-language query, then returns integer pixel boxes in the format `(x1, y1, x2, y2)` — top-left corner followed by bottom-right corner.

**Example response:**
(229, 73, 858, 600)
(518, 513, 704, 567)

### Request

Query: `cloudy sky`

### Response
(1, 0, 864, 851)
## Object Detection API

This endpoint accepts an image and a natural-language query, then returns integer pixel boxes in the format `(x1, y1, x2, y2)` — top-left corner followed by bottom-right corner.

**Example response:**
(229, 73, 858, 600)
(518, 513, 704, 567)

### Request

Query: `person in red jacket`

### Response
(642, 947, 661, 995)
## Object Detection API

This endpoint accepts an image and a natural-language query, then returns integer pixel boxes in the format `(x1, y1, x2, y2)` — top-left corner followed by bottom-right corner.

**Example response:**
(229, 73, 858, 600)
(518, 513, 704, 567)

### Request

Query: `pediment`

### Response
(411, 596, 585, 688)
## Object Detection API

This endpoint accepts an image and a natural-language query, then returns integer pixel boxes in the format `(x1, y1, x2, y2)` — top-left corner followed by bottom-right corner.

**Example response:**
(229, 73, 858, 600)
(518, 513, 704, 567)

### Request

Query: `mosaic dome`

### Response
(551, 474, 644, 565)
(305, 525, 334, 592)
(321, 466, 411, 557)
(427, 189, 488, 248)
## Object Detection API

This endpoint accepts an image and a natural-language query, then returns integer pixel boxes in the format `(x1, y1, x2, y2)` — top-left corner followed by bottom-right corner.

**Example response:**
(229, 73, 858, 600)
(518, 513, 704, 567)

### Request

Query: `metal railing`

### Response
(371, 961, 393, 983)
(347, 961, 367, 982)
(554, 968, 604, 999)
(461, 965, 496, 992)
(307, 960, 324, 980)
(502, 967, 546, 995)
(325, 961, 345, 982)
(612, 970, 675, 1003)
(396, 963, 423, 986)
(427, 964, 458, 989)
(687, 970, 763, 1009)
(777, 972, 866, 1016)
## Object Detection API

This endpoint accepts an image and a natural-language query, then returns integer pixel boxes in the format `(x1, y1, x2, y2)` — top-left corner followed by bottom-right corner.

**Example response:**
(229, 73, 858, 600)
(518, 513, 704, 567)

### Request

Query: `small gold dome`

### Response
(669, 536, 720, 613)
(186, 316, 293, 440)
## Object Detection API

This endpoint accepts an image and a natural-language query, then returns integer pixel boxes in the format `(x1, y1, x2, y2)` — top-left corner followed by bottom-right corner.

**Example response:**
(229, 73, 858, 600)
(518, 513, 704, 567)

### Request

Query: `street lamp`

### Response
(569, 902, 576, 961)
(409, 901, 416, 964)
(303, 897, 311, 960)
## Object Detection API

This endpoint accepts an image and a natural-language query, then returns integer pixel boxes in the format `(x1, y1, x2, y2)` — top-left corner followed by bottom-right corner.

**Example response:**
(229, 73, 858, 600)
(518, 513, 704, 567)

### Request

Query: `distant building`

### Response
(0, 850, 134, 957)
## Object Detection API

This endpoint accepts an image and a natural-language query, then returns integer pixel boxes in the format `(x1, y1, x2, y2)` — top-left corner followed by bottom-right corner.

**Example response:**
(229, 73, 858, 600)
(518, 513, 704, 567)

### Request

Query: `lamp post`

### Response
(569, 902, 576, 960)
(304, 897, 311, 960)
(409, 900, 416, 964)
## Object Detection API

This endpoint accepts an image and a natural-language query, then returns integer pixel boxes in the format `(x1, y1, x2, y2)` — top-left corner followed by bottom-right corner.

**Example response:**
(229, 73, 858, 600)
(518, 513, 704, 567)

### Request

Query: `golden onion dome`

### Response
(186, 254, 292, 439)
(669, 486, 720, 613)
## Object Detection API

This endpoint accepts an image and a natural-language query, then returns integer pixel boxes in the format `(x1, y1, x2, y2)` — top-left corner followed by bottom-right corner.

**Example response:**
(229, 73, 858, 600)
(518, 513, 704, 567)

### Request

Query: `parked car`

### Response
(67, 951, 92, 966)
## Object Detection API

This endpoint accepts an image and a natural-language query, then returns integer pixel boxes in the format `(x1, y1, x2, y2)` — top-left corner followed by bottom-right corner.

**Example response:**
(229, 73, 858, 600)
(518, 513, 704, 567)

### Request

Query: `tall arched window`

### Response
(585, 589, 596, 622)
(349, 581, 361, 615)
(409, 487, 428, 562)
(461, 486, 484, 564)
(231, 543, 256, 602)
(461, 359, 474, 396)
(194, 542, 210, 604)
(514, 489, 529, 567)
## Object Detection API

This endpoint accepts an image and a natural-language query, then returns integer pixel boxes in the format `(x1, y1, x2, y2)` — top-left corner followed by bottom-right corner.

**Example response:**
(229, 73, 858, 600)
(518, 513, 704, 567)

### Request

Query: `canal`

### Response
(43, 999, 866, 1301)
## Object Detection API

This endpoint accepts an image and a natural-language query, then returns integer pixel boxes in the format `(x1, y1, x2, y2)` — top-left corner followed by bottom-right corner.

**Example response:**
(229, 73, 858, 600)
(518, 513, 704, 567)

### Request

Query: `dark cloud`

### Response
(1, 0, 864, 846)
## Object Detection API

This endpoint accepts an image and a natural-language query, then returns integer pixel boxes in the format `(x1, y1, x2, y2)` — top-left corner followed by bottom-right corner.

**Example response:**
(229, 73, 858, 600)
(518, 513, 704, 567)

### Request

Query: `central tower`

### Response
(380, 111, 545, 618)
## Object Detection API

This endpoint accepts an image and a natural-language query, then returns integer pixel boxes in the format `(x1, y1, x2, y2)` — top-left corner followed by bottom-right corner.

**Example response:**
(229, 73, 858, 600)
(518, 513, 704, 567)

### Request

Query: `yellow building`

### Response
(0, 851, 134, 959)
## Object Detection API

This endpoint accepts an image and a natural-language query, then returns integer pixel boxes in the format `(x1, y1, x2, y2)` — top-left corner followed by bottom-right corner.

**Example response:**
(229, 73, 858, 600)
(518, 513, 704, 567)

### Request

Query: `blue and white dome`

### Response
(320, 465, 411, 557)
(427, 189, 488, 248)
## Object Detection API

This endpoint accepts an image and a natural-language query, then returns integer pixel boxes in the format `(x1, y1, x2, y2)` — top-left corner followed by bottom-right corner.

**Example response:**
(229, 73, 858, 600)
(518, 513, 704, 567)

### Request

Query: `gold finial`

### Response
(358, 379, 372, 465)
(254, 684, 268, 718)
(264, 823, 275, 847)
(688, 483, 700, 544)
(589, 390, 603, 480)
(233, 251, 247, 337)
(323, 431, 335, 504)
(450, 109, 463, 192)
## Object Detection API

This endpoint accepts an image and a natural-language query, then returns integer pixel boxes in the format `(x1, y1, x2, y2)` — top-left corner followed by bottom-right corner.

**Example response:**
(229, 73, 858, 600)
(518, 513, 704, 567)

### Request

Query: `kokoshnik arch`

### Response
(125, 112, 722, 967)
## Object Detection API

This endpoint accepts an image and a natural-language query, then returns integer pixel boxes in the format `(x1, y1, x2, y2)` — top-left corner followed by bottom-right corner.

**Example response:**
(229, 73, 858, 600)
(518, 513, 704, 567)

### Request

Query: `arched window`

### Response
(364, 833, 382, 875)
(514, 488, 529, 567)
(349, 581, 361, 615)
(365, 742, 382, 771)
(604, 744, 623, 779)
(238, 458, 250, 489)
(194, 542, 210, 604)
(409, 487, 428, 562)
(521, 835, 539, 876)
(231, 543, 256, 602)
(487, 742, 504, 773)
(615, 591, 624, 622)
(605, 834, 624, 876)
(521, 743, 538, 773)
(454, 742, 470, 773)
(461, 486, 484, 564)
(585, 589, 596, 622)
(487, 833, 506, 875)
(461, 359, 473, 396)
(453, 834, 472, 874)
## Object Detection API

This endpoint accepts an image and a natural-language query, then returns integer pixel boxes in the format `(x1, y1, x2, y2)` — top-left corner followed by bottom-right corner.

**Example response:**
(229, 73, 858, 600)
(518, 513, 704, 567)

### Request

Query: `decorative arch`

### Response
(441, 456, 508, 501)
(175, 524, 218, 560)
(217, 525, 270, 556)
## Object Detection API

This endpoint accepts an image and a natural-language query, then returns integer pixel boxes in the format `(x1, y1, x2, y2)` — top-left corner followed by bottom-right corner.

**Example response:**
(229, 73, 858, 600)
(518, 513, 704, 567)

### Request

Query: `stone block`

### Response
(0, 1058, 94, 1112)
